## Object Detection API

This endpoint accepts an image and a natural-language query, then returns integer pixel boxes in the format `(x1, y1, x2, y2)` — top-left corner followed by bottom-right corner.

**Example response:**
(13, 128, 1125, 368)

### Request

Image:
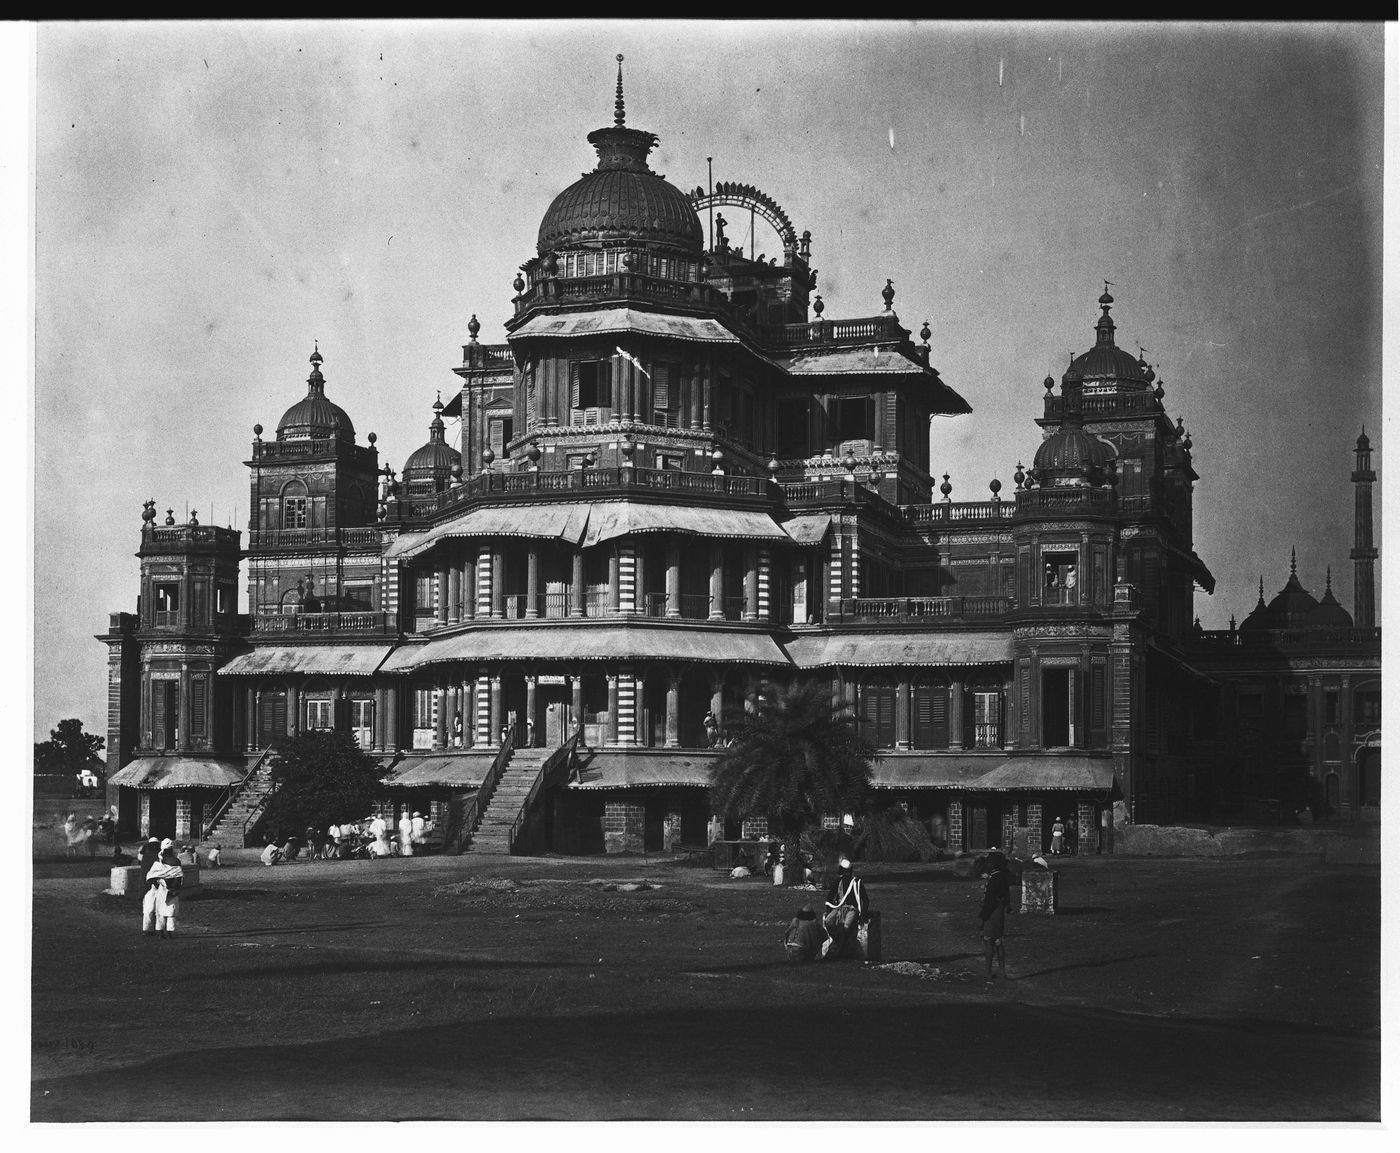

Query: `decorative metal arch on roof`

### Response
(689, 181, 799, 250)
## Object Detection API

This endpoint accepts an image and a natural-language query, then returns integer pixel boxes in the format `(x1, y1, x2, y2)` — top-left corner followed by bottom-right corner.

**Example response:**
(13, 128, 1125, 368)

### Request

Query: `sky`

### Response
(29, 20, 1386, 744)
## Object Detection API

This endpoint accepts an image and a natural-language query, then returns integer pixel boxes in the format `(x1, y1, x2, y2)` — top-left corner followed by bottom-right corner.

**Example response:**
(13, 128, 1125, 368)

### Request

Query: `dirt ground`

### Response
(30, 849, 1380, 1121)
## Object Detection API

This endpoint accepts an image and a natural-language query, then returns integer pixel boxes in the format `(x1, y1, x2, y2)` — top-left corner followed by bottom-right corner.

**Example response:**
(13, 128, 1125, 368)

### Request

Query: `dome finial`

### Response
(1290, 546, 1297, 577)
(614, 54, 625, 127)
(1325, 565, 1333, 594)
(310, 341, 322, 366)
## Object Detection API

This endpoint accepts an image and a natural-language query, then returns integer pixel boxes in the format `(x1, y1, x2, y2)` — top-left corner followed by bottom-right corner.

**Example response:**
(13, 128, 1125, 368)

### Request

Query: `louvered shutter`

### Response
(653, 364, 671, 411)
(571, 363, 580, 409)
(191, 678, 207, 739)
(930, 686, 949, 748)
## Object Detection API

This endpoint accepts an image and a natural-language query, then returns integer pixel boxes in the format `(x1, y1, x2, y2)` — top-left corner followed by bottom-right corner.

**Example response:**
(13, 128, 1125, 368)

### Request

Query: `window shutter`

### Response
(571, 363, 580, 409)
(152, 685, 168, 747)
(490, 419, 505, 455)
(653, 365, 671, 410)
(191, 678, 207, 738)
(931, 686, 949, 748)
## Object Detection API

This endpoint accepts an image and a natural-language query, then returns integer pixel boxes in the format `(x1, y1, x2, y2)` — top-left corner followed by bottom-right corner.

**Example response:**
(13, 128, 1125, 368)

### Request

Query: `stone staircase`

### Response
(466, 747, 552, 854)
(201, 750, 276, 847)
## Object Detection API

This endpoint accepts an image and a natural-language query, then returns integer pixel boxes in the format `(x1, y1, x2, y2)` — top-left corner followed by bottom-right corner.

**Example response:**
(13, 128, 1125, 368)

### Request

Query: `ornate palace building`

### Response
(99, 67, 1381, 852)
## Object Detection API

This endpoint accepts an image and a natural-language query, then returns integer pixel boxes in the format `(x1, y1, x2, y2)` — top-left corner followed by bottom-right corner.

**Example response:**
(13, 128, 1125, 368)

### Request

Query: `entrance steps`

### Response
(466, 747, 552, 854)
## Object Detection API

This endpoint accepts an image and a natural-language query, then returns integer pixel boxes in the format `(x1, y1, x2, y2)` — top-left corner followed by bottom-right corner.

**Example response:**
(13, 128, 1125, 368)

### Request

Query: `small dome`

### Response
(402, 399, 461, 490)
(1033, 425, 1116, 476)
(1306, 570, 1353, 629)
(1255, 552, 1318, 630)
(1067, 289, 1149, 385)
(277, 348, 355, 441)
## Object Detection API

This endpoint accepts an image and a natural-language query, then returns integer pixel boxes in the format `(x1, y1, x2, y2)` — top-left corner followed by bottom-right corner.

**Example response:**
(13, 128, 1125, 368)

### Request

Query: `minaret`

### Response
(1350, 427, 1377, 628)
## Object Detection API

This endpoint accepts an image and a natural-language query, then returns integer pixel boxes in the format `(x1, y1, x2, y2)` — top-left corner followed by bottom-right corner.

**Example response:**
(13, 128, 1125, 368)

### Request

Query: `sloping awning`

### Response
(975, 756, 1117, 792)
(511, 308, 741, 344)
(386, 754, 494, 789)
(384, 503, 592, 559)
(569, 751, 721, 790)
(380, 624, 789, 672)
(868, 755, 1008, 790)
(108, 757, 247, 790)
(218, 644, 394, 677)
(781, 513, 832, 545)
(783, 631, 1011, 668)
(581, 502, 788, 548)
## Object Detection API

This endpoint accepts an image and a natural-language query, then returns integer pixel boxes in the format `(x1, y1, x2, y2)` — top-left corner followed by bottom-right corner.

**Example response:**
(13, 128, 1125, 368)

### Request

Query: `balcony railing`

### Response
(1195, 626, 1382, 651)
(828, 595, 1014, 624)
(248, 526, 382, 549)
(760, 313, 906, 349)
(252, 611, 396, 634)
(901, 501, 1016, 525)
(780, 477, 889, 509)
(1043, 391, 1163, 421)
(1015, 487, 1118, 516)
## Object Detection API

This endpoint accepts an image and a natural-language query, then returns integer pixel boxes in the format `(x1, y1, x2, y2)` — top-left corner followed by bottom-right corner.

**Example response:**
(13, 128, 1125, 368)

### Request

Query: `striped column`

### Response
(382, 557, 398, 619)
(474, 675, 492, 746)
(756, 547, 771, 621)
(476, 545, 493, 618)
(617, 669, 637, 746)
(618, 543, 637, 613)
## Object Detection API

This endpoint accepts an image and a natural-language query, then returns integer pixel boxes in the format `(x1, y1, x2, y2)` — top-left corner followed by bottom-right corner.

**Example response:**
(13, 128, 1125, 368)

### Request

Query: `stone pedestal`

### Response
(1020, 868, 1058, 914)
(107, 863, 202, 898)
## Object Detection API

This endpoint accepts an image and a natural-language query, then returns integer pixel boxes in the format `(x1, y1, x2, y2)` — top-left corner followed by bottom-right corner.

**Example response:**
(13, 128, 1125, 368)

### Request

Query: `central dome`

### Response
(537, 164, 703, 256)
(1068, 290, 1149, 385)
(536, 62, 701, 256)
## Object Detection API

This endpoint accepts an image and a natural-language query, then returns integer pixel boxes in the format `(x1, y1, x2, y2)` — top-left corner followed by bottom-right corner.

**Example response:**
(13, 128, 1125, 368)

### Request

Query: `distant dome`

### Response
(1033, 424, 1116, 476)
(277, 348, 355, 442)
(402, 400, 461, 490)
(1266, 572, 1318, 629)
(1307, 572, 1353, 629)
(1067, 290, 1149, 386)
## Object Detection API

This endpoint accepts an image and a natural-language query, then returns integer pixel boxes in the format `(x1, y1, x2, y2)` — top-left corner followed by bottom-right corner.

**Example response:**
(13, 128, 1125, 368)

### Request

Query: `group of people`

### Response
(783, 856, 871, 962)
(260, 811, 433, 865)
(1049, 815, 1080, 855)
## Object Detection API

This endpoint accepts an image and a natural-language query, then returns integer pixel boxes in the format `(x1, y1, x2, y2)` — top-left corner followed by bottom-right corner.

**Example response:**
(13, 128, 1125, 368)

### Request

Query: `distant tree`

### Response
(709, 680, 874, 886)
(34, 718, 105, 778)
(262, 730, 388, 836)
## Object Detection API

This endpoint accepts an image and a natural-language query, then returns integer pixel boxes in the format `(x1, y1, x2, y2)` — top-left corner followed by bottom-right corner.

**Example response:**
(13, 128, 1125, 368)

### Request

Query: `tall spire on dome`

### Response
(1290, 546, 1297, 578)
(1095, 282, 1116, 347)
(307, 344, 325, 394)
(1352, 424, 1377, 628)
(614, 54, 626, 126)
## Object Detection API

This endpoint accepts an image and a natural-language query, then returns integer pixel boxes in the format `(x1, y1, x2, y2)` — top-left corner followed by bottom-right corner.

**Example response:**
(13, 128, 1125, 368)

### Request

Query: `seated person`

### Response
(822, 857, 870, 959)
(783, 904, 825, 963)
(206, 843, 223, 867)
(260, 840, 283, 866)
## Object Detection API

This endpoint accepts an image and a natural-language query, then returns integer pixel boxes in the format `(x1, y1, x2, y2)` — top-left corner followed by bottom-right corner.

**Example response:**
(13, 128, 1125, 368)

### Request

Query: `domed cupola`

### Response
(1306, 567, 1353, 629)
(535, 57, 703, 256)
(402, 396, 461, 494)
(277, 345, 356, 442)
(1264, 549, 1320, 629)
(1239, 576, 1274, 632)
(1033, 369, 1116, 485)
(1065, 286, 1150, 387)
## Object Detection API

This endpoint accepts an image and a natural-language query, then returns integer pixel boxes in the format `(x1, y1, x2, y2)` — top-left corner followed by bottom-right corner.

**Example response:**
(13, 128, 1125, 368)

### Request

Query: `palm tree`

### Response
(709, 680, 874, 886)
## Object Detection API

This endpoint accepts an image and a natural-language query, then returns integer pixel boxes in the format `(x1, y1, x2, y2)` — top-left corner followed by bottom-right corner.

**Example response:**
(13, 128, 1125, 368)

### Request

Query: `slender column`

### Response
(374, 685, 386, 752)
(572, 547, 586, 617)
(701, 356, 712, 431)
(462, 555, 476, 620)
(436, 563, 449, 625)
(331, 683, 343, 734)
(665, 670, 680, 748)
(711, 674, 724, 734)
(607, 674, 620, 745)
(178, 662, 191, 751)
(448, 563, 462, 624)
(476, 545, 492, 618)
(709, 543, 725, 620)
(666, 542, 681, 618)
(489, 674, 503, 747)
(526, 546, 540, 618)
(434, 681, 447, 750)
(743, 545, 759, 621)
(245, 687, 256, 752)
(897, 677, 912, 750)
(609, 547, 621, 614)
(491, 550, 505, 618)
(287, 683, 300, 738)
(385, 684, 399, 752)
(571, 676, 584, 737)
(443, 681, 458, 748)
(949, 680, 965, 751)
(526, 675, 538, 747)
(634, 545, 647, 615)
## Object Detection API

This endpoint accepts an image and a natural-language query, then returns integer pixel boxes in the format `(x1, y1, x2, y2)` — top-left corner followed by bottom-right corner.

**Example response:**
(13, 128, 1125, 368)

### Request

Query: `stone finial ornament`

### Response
(165, 509, 175, 526)
(940, 473, 953, 501)
(467, 313, 481, 342)
(812, 294, 824, 317)
(1014, 461, 1025, 489)
(882, 278, 895, 312)
(920, 320, 932, 345)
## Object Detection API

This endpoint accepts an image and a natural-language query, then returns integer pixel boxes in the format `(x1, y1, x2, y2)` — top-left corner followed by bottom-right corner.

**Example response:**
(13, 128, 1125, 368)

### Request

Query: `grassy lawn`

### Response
(31, 851, 1380, 1121)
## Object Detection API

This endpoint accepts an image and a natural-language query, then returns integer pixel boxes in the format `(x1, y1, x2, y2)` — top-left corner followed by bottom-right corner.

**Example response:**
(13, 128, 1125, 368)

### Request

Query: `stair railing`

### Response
(507, 730, 582, 854)
(239, 779, 277, 847)
(467, 724, 515, 841)
(201, 747, 274, 839)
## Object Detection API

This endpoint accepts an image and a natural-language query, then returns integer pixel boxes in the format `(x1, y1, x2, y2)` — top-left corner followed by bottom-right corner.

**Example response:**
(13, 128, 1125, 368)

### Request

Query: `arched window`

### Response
(281, 479, 309, 531)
